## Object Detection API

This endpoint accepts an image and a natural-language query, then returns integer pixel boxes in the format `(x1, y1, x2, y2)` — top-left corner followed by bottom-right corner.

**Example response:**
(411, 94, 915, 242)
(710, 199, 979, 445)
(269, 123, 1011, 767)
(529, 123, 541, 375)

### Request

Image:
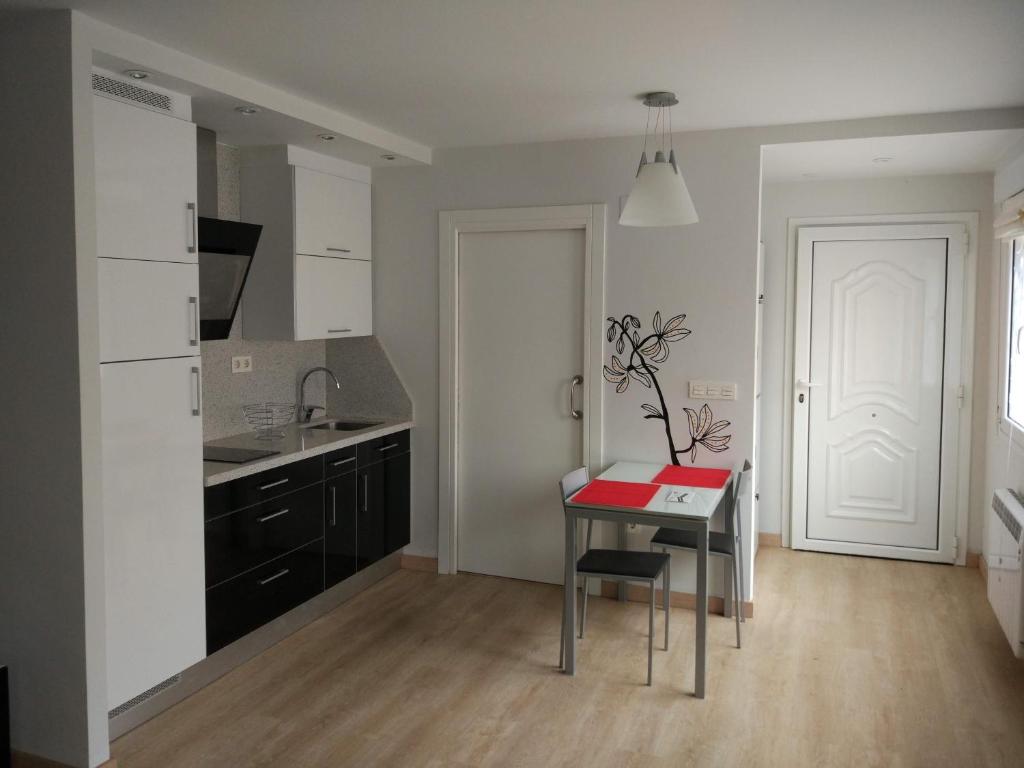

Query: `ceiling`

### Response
(9, 0, 1024, 150)
(762, 130, 1024, 182)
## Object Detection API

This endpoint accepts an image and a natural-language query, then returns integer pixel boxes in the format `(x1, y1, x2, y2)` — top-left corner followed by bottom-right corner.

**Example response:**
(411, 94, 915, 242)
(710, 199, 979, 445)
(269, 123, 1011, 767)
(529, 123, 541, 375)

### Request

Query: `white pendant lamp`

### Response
(619, 91, 698, 227)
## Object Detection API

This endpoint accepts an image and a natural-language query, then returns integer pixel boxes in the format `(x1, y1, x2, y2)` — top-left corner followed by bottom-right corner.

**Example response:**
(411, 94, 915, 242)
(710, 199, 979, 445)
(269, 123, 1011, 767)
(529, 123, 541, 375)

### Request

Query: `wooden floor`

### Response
(113, 548, 1024, 767)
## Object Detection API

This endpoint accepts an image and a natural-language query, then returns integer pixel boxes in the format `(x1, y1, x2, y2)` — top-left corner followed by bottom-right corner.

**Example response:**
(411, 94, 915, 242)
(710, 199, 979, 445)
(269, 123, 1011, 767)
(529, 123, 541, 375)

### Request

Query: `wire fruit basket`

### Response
(242, 402, 296, 440)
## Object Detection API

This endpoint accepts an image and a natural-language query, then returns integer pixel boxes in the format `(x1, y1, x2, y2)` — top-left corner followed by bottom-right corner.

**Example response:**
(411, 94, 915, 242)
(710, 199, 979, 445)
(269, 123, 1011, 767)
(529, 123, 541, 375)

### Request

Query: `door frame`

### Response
(437, 204, 606, 575)
(787, 218, 976, 564)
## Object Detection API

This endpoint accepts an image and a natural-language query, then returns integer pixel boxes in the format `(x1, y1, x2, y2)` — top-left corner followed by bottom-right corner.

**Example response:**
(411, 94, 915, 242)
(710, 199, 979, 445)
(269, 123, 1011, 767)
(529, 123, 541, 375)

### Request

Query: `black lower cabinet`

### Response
(357, 450, 411, 570)
(324, 470, 358, 589)
(206, 539, 324, 654)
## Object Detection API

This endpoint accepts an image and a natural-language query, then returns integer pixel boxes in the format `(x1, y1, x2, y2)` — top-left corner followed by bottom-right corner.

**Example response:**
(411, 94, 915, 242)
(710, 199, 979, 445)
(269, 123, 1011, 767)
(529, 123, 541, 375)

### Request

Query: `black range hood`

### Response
(197, 216, 262, 340)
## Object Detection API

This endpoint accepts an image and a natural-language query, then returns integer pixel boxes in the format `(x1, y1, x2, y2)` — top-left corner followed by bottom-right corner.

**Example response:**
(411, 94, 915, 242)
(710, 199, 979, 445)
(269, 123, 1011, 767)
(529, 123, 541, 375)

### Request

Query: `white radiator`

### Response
(986, 489, 1024, 658)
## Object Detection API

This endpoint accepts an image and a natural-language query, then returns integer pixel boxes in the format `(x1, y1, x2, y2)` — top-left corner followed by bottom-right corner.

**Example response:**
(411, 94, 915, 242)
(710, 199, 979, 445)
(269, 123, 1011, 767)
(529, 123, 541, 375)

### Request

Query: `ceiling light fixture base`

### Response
(642, 91, 679, 108)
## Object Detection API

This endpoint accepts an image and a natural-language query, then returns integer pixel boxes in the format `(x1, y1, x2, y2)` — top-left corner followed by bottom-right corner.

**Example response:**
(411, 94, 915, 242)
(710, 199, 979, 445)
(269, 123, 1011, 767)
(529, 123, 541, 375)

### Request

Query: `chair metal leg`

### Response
(736, 533, 746, 624)
(559, 596, 566, 669)
(732, 553, 741, 649)
(579, 576, 589, 639)
(663, 558, 670, 651)
(647, 579, 654, 686)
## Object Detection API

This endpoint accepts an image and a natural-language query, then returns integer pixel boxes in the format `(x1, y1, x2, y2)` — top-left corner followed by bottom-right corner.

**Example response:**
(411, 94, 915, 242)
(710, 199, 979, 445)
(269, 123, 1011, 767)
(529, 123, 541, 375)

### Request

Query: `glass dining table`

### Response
(561, 461, 734, 698)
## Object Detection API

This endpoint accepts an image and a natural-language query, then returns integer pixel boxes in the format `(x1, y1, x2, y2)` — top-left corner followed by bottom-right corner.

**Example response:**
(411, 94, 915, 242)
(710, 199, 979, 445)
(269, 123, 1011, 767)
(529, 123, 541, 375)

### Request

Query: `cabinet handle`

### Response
(188, 296, 199, 346)
(331, 456, 356, 467)
(378, 443, 400, 452)
(190, 366, 201, 416)
(187, 202, 198, 254)
(257, 568, 290, 586)
(256, 508, 289, 524)
(326, 247, 351, 254)
(327, 328, 352, 334)
(258, 478, 290, 491)
(331, 486, 337, 527)
(362, 474, 368, 513)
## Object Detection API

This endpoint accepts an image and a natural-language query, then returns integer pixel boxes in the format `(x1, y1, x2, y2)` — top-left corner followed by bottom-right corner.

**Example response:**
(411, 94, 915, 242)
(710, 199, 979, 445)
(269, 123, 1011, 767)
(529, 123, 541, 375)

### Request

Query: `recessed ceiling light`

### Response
(318, 133, 336, 141)
(235, 106, 260, 115)
(380, 154, 397, 161)
(872, 156, 894, 164)
(123, 69, 150, 80)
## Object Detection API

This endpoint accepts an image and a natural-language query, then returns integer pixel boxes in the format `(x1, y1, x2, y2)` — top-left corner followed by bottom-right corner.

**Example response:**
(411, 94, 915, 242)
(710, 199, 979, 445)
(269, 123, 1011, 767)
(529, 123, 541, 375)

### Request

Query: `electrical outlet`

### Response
(689, 380, 737, 400)
(231, 355, 253, 373)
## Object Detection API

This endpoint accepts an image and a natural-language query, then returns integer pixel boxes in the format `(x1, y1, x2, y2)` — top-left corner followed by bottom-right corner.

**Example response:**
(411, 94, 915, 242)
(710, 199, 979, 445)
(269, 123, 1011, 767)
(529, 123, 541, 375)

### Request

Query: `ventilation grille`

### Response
(108, 674, 181, 718)
(92, 73, 172, 112)
(993, 490, 1023, 543)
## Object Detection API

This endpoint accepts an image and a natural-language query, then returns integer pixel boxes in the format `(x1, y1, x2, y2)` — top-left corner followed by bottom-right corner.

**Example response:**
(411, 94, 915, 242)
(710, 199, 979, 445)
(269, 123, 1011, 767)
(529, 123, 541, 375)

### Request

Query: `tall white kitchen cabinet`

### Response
(93, 77, 206, 711)
(240, 146, 373, 340)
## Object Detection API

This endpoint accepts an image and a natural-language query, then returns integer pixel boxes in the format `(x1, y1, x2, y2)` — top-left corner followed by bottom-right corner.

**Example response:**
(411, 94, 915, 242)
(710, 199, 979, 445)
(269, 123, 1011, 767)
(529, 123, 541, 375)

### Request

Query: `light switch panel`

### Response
(689, 380, 737, 400)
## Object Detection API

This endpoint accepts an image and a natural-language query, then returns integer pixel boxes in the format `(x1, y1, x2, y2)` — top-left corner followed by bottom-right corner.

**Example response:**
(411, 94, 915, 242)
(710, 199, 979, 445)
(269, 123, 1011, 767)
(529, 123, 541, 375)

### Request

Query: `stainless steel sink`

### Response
(304, 419, 383, 431)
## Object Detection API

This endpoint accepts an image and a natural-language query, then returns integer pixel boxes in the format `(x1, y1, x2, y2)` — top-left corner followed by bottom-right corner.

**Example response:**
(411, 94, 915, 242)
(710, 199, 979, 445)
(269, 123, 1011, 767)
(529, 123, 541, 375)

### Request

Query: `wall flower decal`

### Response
(603, 311, 732, 465)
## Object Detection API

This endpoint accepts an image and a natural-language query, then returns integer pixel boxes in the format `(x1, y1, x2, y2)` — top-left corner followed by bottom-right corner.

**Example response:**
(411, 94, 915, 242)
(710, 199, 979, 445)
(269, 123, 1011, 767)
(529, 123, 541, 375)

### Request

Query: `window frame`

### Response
(999, 235, 1024, 439)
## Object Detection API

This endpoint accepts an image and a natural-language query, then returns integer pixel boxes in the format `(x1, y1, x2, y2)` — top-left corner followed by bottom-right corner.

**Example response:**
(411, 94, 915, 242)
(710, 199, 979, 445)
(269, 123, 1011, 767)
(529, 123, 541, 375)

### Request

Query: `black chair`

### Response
(650, 460, 751, 648)
(559, 467, 670, 685)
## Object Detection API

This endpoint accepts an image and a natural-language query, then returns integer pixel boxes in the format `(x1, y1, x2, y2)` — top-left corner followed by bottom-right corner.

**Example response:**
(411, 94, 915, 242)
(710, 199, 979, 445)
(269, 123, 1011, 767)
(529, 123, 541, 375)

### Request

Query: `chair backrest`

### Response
(727, 459, 753, 539)
(559, 467, 590, 502)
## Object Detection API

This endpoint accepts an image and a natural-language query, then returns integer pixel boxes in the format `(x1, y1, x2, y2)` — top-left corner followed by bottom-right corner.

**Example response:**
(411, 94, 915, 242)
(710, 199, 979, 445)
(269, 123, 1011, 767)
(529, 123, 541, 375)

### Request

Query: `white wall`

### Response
(983, 146, 1024, 559)
(372, 109, 1024, 601)
(0, 10, 108, 767)
(759, 173, 995, 555)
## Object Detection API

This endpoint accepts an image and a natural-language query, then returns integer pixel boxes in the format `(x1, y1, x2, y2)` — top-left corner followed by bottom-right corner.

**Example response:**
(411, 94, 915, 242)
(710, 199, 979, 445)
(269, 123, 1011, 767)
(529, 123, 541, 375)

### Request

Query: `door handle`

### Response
(796, 379, 822, 388)
(256, 508, 289, 524)
(190, 366, 201, 416)
(326, 247, 351, 254)
(257, 568, 290, 586)
(569, 375, 583, 420)
(188, 296, 199, 346)
(187, 202, 198, 254)
(258, 478, 289, 491)
(331, 485, 337, 527)
(362, 474, 368, 513)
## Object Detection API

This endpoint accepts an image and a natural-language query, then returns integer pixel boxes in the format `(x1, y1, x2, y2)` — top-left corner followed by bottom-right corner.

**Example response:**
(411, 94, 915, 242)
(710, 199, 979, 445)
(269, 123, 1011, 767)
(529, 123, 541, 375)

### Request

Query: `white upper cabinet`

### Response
(241, 146, 373, 340)
(93, 94, 198, 263)
(295, 255, 372, 340)
(294, 166, 371, 260)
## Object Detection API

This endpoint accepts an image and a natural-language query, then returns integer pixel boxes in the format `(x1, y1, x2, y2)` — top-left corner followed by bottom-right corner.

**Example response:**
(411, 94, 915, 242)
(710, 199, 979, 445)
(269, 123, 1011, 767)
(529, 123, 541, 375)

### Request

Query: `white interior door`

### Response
(792, 225, 965, 561)
(457, 229, 585, 584)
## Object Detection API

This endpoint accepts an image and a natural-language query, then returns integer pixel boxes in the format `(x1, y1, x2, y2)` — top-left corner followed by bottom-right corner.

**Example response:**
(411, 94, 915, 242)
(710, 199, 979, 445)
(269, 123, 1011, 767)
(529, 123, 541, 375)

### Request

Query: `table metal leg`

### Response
(617, 521, 627, 602)
(695, 521, 708, 698)
(563, 512, 577, 675)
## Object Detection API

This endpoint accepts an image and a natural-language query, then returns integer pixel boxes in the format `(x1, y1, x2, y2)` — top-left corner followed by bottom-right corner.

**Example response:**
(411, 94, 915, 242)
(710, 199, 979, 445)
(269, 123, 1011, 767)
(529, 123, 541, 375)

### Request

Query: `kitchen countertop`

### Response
(203, 417, 414, 487)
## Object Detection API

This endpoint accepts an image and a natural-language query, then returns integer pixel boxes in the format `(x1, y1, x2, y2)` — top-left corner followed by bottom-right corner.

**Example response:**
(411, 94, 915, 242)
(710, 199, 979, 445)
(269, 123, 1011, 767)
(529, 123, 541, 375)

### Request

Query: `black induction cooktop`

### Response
(203, 446, 280, 464)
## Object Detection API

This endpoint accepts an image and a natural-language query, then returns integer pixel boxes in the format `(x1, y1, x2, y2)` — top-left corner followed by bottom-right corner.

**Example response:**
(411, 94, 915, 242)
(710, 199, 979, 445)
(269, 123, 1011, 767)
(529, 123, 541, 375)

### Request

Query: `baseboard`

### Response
(11, 752, 115, 768)
(758, 532, 782, 548)
(979, 553, 988, 584)
(965, 550, 980, 569)
(600, 581, 753, 619)
(400, 554, 438, 572)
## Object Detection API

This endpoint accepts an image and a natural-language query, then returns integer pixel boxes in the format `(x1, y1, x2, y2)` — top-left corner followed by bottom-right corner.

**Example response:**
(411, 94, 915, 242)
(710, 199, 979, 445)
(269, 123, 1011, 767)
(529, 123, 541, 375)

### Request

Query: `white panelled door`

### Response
(793, 224, 966, 561)
(457, 229, 585, 584)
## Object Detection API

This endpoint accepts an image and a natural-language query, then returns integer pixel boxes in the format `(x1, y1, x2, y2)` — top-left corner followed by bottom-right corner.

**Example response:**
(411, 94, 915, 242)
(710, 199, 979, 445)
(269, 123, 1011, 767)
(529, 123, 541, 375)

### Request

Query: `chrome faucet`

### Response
(297, 367, 340, 423)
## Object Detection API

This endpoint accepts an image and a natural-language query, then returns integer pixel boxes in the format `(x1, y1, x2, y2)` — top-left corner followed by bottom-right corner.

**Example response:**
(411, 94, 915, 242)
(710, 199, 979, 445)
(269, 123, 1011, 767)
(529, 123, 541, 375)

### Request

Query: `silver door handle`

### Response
(256, 508, 289, 524)
(328, 328, 352, 334)
(188, 296, 199, 346)
(331, 485, 337, 527)
(187, 202, 198, 253)
(257, 568, 289, 586)
(796, 379, 822, 388)
(362, 474, 368, 513)
(190, 366, 201, 416)
(326, 247, 351, 254)
(378, 443, 400, 452)
(331, 456, 356, 467)
(258, 478, 289, 491)
(569, 375, 583, 420)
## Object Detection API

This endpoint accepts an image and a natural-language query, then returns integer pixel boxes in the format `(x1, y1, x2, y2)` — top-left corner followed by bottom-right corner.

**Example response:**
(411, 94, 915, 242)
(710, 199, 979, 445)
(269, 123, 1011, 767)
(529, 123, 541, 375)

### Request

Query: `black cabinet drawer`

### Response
(324, 444, 358, 479)
(357, 430, 409, 467)
(206, 539, 324, 654)
(205, 484, 324, 588)
(204, 455, 324, 519)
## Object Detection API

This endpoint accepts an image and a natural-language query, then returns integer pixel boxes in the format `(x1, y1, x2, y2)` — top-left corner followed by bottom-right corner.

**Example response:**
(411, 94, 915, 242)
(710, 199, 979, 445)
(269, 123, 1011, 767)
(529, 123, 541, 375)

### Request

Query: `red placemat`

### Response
(571, 479, 660, 508)
(652, 465, 731, 488)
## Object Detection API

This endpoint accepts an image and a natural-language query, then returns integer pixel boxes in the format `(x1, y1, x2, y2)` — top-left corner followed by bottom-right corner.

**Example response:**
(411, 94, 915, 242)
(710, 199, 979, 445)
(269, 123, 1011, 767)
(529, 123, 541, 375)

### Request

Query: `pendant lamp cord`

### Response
(642, 105, 652, 157)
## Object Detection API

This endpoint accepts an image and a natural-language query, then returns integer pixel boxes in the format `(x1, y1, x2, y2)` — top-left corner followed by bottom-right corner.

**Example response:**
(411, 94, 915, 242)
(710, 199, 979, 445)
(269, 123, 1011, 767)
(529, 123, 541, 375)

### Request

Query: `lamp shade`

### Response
(619, 151, 698, 227)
